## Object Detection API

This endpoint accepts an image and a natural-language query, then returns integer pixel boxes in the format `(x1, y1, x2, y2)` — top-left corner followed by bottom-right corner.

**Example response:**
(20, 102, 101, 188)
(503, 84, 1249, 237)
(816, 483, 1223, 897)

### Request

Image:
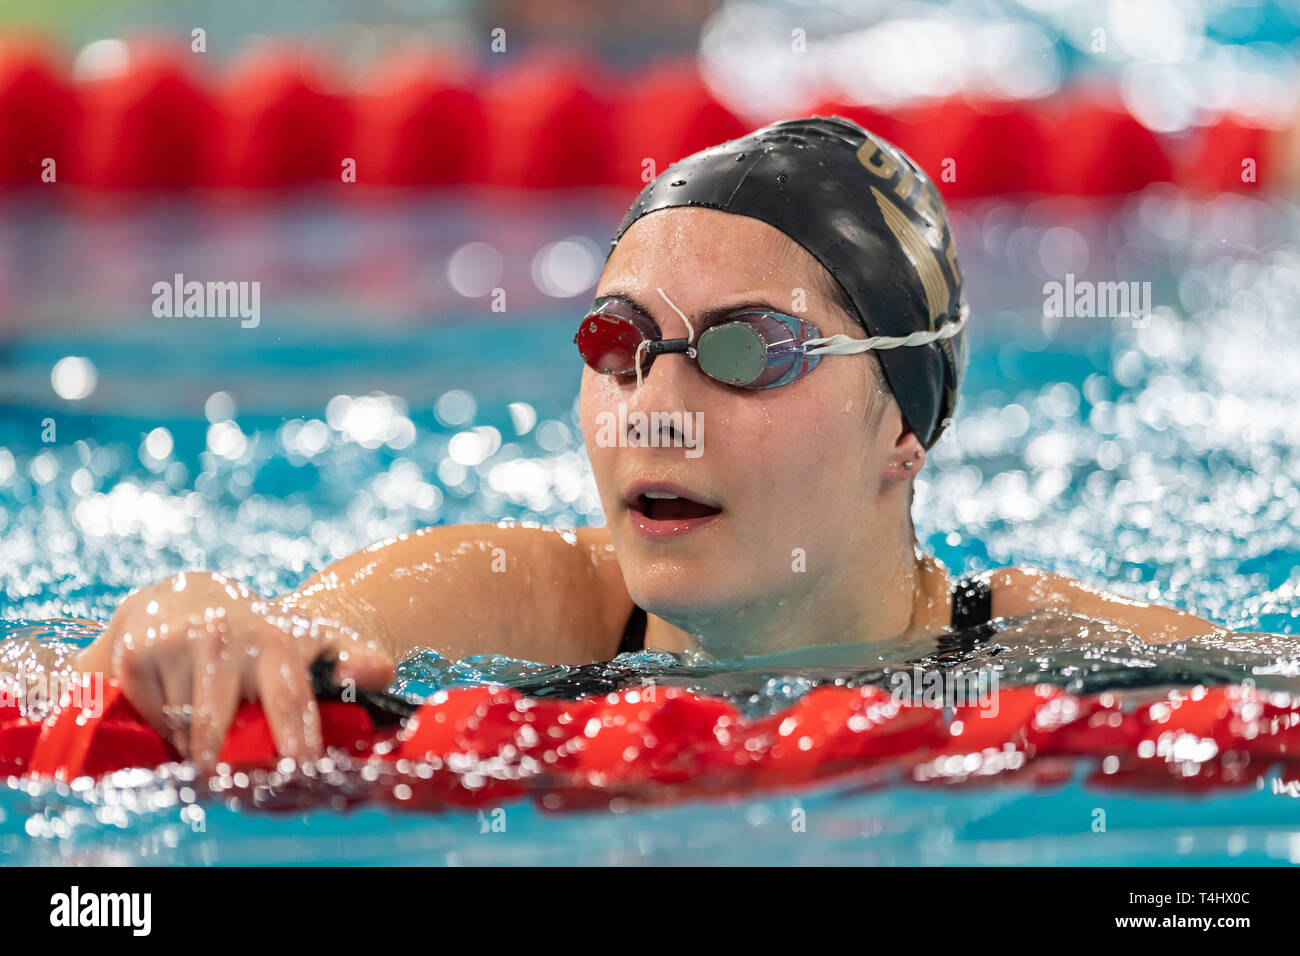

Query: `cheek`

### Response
(577, 371, 604, 446)
(577, 368, 598, 443)
(739, 375, 878, 511)
(578, 370, 622, 489)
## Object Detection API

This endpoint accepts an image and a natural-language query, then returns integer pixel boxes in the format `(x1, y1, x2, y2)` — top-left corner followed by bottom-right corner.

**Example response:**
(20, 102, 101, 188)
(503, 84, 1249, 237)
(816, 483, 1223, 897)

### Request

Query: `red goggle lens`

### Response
(574, 310, 656, 375)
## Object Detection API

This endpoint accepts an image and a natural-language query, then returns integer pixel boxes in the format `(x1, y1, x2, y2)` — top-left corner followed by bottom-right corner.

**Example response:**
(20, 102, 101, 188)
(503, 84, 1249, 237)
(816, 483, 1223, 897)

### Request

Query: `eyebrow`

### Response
(596, 289, 793, 327)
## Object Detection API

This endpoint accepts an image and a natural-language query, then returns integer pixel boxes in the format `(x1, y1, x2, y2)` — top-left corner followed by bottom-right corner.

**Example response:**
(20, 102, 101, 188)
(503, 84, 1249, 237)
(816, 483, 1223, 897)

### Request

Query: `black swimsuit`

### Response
(616, 572, 995, 656)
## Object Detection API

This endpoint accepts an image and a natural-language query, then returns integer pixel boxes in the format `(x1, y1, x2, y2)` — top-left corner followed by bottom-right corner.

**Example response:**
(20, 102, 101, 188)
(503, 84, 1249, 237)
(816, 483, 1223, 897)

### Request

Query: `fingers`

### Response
(115, 637, 169, 740)
(156, 648, 194, 760)
(190, 618, 242, 770)
(93, 582, 390, 771)
(253, 620, 323, 762)
(117, 627, 199, 760)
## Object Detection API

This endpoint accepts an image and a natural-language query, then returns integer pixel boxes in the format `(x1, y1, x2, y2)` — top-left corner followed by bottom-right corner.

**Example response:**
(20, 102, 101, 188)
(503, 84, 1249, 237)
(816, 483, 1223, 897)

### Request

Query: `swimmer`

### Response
(67, 116, 1230, 765)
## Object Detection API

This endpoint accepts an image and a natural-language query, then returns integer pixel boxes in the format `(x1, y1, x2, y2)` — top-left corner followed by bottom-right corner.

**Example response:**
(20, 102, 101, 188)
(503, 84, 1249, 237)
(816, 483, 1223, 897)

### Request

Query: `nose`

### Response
(629, 340, 704, 406)
(621, 333, 709, 449)
(635, 288, 699, 386)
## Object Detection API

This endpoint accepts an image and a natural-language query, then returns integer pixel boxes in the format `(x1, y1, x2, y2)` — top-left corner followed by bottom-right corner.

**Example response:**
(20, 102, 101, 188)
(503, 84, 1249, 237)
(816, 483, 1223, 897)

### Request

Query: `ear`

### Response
(883, 422, 927, 483)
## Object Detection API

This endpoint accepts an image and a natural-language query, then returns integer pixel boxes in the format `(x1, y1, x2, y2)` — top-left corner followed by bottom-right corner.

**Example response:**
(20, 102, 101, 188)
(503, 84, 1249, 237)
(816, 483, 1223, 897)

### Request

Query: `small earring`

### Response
(903, 461, 914, 470)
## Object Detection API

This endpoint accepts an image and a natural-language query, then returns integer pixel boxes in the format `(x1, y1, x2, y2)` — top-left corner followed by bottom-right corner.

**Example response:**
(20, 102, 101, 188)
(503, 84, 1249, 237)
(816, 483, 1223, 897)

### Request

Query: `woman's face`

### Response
(579, 206, 915, 630)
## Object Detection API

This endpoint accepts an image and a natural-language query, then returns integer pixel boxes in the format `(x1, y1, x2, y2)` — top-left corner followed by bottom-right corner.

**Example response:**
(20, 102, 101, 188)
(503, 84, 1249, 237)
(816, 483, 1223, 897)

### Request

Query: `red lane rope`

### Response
(4, 679, 1298, 809)
(0, 40, 1284, 195)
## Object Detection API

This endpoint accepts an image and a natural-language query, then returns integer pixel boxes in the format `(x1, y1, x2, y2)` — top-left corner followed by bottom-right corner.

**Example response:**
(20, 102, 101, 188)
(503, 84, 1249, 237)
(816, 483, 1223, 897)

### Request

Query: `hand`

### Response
(75, 572, 395, 768)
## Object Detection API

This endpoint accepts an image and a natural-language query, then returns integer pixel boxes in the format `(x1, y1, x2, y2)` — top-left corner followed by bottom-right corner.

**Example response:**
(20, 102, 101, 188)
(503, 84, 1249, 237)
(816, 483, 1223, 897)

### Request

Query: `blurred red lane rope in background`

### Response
(0, 38, 1286, 195)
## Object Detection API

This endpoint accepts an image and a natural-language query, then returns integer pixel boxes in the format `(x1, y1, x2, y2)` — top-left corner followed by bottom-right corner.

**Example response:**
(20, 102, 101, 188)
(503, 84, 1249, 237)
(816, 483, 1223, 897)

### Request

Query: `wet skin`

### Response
(578, 206, 948, 659)
(68, 208, 1228, 765)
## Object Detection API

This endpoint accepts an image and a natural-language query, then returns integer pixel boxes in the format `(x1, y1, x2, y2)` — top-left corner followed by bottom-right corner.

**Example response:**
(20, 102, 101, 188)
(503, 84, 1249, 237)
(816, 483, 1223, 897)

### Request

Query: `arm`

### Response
(73, 522, 633, 766)
(272, 523, 634, 664)
(988, 566, 1229, 644)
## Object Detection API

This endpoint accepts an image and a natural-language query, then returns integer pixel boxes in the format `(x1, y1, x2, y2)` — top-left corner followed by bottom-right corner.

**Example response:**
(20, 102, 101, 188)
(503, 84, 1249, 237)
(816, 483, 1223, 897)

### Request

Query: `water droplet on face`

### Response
(736, 153, 745, 161)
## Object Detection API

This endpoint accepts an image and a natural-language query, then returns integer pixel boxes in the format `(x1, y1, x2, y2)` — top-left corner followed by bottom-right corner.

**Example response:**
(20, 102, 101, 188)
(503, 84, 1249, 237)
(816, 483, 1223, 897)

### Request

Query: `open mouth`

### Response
(629, 490, 722, 522)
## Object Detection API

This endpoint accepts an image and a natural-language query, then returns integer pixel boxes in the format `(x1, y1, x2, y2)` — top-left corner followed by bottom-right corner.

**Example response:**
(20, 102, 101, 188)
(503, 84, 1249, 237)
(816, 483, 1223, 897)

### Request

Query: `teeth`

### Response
(643, 491, 680, 500)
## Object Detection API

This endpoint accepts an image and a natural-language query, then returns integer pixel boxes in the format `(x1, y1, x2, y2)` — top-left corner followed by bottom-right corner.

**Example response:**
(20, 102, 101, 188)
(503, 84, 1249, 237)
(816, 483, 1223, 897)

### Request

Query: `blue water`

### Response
(3, 190, 1300, 864)
(8, 764, 1299, 866)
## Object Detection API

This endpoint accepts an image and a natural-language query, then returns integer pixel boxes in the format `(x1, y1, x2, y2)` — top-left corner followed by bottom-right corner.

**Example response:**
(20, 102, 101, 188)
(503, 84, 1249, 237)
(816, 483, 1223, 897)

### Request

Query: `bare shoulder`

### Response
(573, 526, 635, 655)
(574, 525, 622, 588)
(987, 565, 1227, 644)
(985, 566, 1066, 619)
(485, 523, 633, 661)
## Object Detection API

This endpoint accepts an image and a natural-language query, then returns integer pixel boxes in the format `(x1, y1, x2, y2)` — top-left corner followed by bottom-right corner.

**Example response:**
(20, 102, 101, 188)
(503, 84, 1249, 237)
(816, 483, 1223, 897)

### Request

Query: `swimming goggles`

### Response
(575, 287, 969, 390)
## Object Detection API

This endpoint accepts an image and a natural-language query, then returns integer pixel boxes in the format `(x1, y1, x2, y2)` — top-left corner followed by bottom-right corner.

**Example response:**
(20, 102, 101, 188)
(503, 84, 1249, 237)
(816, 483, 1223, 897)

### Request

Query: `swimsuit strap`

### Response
(617, 604, 648, 656)
(931, 572, 998, 662)
(949, 572, 994, 630)
(613, 573, 995, 657)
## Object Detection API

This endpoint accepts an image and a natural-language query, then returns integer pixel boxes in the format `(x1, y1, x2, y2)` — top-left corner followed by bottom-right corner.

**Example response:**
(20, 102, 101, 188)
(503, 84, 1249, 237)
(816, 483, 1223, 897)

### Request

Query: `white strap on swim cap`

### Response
(803, 301, 969, 356)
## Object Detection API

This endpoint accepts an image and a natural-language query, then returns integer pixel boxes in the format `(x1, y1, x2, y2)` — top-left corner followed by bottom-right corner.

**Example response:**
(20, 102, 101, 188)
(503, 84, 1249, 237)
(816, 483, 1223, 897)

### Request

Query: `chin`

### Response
(624, 562, 739, 619)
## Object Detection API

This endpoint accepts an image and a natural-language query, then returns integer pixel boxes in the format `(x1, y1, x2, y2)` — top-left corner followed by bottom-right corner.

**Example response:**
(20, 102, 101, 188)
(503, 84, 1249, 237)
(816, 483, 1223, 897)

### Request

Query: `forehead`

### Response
(600, 206, 827, 292)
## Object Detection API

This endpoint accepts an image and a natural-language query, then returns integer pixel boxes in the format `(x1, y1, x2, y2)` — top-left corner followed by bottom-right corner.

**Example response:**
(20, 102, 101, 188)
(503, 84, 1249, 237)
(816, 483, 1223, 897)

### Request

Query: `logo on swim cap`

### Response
(851, 126, 967, 445)
(870, 186, 949, 331)
(855, 130, 963, 331)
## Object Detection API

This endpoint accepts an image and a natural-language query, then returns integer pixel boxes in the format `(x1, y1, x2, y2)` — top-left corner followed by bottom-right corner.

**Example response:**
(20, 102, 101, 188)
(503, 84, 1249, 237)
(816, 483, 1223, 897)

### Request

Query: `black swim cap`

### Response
(607, 115, 969, 449)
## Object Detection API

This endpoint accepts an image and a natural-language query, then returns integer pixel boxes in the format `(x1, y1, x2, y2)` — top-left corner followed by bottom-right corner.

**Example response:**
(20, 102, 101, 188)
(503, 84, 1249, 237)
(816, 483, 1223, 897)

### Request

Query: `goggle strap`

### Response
(634, 339, 650, 390)
(632, 289, 698, 390)
(803, 303, 969, 356)
(656, 287, 696, 342)
(634, 337, 693, 387)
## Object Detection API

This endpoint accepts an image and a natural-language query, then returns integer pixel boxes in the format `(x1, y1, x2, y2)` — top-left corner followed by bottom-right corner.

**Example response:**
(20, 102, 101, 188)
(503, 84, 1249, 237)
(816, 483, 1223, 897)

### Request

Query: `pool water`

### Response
(3, 189, 1300, 864)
